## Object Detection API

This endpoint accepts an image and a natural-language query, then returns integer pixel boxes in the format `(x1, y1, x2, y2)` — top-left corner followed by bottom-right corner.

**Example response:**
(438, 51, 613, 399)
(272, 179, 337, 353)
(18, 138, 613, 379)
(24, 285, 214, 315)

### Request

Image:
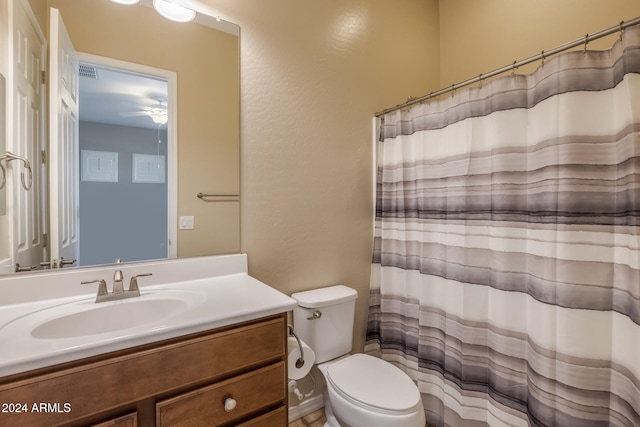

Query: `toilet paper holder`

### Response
(287, 325, 305, 369)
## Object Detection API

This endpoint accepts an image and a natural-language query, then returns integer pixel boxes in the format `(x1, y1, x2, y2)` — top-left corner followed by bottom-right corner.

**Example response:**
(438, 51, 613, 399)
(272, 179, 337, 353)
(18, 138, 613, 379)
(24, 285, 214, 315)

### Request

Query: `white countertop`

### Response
(0, 255, 296, 377)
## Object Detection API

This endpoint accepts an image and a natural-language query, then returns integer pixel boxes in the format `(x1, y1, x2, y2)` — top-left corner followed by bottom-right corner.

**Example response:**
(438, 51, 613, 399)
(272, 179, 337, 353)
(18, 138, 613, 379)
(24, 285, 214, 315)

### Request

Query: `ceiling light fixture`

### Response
(149, 110, 168, 125)
(153, 0, 196, 23)
(109, 0, 140, 5)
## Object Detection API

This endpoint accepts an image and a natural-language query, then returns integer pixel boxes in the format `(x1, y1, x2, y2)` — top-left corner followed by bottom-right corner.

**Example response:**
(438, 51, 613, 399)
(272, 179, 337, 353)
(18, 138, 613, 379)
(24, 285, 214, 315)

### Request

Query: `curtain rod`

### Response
(375, 16, 640, 118)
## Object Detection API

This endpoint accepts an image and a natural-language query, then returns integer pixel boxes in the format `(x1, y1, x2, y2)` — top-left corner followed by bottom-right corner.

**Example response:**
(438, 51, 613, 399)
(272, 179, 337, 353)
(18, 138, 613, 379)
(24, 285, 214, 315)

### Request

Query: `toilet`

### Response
(291, 285, 426, 427)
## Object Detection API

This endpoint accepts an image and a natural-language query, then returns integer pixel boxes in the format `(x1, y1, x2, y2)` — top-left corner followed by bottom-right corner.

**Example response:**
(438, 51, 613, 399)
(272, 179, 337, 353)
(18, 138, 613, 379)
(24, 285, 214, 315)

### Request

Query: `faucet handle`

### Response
(129, 273, 152, 293)
(59, 257, 76, 268)
(81, 279, 108, 297)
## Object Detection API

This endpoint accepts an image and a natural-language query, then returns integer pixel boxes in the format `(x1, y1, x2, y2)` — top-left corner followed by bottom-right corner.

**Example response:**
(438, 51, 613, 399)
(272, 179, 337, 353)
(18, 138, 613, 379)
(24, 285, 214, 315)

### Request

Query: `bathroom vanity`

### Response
(0, 255, 296, 426)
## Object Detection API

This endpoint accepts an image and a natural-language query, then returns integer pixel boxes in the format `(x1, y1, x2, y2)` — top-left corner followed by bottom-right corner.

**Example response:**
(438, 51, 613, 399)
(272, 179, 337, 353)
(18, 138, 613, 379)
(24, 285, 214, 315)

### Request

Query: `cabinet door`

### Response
(156, 363, 285, 427)
(90, 413, 137, 427)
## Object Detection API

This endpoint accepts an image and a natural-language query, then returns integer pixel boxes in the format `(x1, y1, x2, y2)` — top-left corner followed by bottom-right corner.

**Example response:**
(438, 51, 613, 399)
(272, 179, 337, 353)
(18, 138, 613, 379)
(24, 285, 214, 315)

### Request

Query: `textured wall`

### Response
(210, 0, 640, 353)
(203, 0, 441, 352)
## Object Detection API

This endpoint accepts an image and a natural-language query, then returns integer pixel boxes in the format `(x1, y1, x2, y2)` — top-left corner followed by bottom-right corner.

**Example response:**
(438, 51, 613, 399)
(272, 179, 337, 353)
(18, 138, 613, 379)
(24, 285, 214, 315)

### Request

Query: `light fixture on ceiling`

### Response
(148, 109, 168, 125)
(109, 0, 196, 23)
(153, 0, 196, 23)
(119, 100, 168, 126)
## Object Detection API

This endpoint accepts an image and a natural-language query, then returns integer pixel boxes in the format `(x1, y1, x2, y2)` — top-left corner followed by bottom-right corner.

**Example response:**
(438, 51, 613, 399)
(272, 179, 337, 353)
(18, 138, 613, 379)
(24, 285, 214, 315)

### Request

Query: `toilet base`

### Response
(323, 391, 340, 427)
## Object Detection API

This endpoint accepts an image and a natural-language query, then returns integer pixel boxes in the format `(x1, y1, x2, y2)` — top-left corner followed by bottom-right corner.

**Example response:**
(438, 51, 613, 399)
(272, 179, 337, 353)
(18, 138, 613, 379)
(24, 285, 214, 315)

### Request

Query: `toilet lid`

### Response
(326, 354, 421, 413)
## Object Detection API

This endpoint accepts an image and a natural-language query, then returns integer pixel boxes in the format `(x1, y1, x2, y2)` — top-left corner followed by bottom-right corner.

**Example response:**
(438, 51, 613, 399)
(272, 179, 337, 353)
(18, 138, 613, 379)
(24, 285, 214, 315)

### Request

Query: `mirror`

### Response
(1, 0, 239, 274)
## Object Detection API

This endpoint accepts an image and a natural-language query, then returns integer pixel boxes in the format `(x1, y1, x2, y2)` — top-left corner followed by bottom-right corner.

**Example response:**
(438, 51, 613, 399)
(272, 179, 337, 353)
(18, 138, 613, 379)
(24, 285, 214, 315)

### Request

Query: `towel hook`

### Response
(0, 152, 33, 191)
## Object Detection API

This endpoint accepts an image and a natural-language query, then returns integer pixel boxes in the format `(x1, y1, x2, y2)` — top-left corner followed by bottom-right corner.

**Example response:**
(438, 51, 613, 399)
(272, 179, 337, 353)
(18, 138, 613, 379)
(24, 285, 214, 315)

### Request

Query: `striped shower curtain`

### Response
(366, 26, 640, 427)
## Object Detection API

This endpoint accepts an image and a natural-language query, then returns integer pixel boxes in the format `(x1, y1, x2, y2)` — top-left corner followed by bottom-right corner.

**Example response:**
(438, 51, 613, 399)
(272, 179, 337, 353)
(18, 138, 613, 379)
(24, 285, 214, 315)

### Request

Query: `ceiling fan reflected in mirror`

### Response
(120, 99, 168, 125)
(79, 62, 169, 130)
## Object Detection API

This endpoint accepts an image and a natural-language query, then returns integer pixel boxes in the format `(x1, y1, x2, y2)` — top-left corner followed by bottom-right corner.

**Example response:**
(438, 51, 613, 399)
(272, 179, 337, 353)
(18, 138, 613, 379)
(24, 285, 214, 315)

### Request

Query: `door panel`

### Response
(49, 7, 79, 264)
(9, 0, 46, 271)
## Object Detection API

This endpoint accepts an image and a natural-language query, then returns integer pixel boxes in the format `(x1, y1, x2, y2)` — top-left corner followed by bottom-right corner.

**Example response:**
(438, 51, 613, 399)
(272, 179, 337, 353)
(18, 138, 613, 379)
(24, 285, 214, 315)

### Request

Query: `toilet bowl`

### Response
(318, 354, 425, 427)
(291, 285, 425, 427)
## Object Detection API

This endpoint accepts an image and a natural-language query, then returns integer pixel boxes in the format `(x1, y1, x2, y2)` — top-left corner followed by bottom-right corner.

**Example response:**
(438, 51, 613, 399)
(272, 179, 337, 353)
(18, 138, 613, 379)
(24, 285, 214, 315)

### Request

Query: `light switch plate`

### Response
(179, 216, 194, 230)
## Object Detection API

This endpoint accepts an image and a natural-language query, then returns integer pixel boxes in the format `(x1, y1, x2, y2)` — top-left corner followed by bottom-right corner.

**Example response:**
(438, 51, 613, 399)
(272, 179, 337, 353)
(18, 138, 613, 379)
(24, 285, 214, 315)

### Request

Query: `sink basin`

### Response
(0, 288, 208, 341)
(31, 298, 190, 339)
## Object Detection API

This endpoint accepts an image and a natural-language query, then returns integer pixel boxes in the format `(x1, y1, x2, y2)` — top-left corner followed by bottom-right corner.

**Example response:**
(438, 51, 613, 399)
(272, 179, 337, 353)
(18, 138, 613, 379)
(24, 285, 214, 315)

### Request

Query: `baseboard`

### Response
(288, 394, 324, 422)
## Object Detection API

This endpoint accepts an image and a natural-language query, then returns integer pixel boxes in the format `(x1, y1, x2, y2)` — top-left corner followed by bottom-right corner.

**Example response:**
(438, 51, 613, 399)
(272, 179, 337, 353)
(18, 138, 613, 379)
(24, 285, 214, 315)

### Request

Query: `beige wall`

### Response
(439, 0, 640, 87)
(205, 0, 640, 353)
(207, 0, 441, 352)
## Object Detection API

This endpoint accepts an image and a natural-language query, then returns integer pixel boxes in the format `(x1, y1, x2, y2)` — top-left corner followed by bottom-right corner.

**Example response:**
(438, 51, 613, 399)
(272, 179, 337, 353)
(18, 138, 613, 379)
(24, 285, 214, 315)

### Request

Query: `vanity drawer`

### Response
(156, 362, 285, 426)
(236, 406, 287, 426)
(90, 412, 137, 427)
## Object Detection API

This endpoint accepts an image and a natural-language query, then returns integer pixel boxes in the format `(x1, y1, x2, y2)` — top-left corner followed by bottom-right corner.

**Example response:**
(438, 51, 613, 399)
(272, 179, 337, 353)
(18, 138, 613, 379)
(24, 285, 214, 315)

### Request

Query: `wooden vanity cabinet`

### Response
(90, 413, 138, 427)
(0, 314, 289, 427)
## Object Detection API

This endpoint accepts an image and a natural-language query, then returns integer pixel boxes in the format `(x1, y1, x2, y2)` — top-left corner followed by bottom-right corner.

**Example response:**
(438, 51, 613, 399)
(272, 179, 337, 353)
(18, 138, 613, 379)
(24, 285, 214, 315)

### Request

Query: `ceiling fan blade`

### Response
(119, 111, 149, 117)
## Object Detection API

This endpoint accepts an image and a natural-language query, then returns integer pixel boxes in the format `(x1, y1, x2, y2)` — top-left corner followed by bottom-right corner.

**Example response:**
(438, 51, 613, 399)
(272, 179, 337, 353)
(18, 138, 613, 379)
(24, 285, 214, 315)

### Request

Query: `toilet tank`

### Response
(291, 285, 358, 364)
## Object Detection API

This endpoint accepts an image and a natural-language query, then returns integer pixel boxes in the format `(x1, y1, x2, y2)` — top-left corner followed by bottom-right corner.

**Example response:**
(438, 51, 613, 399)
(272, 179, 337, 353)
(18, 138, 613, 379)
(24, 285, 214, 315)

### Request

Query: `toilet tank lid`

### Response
(291, 285, 357, 308)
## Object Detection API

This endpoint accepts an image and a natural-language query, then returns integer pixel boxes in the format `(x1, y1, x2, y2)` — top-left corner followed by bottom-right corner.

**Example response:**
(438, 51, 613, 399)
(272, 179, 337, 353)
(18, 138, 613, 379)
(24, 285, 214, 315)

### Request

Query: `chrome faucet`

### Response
(81, 272, 152, 303)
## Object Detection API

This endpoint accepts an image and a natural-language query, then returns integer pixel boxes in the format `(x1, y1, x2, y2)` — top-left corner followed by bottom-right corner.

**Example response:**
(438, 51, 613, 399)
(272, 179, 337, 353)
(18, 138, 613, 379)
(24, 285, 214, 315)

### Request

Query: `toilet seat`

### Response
(326, 354, 421, 415)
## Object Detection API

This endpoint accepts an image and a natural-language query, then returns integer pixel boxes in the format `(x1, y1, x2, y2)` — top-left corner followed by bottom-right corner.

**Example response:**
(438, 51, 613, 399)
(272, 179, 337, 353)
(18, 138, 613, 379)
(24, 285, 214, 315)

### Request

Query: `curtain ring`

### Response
(619, 21, 625, 41)
(540, 50, 545, 67)
(583, 33, 589, 54)
(511, 61, 518, 76)
(478, 73, 483, 88)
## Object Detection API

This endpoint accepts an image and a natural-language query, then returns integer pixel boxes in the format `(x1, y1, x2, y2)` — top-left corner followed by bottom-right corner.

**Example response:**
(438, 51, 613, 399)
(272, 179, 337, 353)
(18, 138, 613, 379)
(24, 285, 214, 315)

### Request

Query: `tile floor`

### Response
(288, 408, 327, 427)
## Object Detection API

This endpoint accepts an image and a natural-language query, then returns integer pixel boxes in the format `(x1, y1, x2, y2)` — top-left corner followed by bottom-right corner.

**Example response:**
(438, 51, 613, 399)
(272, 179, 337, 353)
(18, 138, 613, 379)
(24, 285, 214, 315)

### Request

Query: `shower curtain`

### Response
(366, 26, 640, 427)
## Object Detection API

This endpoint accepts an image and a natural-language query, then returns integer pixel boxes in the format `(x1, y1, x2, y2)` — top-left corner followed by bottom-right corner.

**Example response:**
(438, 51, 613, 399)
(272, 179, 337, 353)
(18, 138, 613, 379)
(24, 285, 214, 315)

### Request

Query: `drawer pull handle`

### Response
(224, 397, 237, 412)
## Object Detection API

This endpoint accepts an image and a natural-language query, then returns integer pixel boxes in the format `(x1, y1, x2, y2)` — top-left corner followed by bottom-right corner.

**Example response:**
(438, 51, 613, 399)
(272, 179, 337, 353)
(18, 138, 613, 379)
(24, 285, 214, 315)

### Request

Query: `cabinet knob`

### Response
(224, 397, 237, 412)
